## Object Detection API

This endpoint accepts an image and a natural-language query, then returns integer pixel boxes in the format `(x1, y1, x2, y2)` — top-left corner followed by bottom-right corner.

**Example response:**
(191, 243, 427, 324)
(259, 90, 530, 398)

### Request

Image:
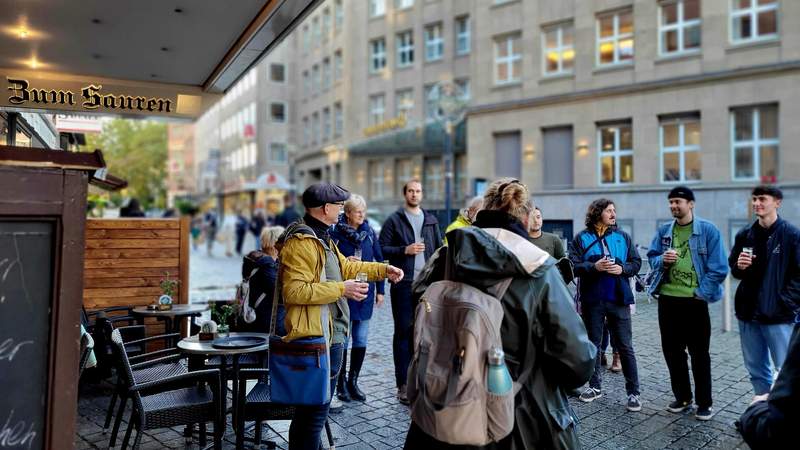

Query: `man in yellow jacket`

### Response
(280, 182, 404, 449)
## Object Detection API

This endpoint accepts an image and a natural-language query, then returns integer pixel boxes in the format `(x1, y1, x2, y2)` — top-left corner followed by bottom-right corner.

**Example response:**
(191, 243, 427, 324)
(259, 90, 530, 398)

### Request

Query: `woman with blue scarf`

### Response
(330, 194, 385, 404)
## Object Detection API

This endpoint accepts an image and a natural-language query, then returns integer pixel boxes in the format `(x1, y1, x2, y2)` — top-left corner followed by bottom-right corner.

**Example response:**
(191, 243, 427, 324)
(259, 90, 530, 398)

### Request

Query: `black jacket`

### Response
(738, 323, 800, 448)
(729, 217, 800, 324)
(379, 207, 442, 283)
(236, 251, 279, 333)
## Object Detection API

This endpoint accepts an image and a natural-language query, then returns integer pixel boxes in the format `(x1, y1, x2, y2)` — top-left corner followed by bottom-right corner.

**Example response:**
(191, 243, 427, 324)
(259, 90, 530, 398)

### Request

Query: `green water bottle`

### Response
(487, 347, 513, 395)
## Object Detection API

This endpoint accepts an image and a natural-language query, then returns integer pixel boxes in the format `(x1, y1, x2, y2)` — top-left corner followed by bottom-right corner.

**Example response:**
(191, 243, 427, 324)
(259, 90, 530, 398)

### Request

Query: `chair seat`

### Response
(141, 387, 216, 429)
(206, 352, 265, 368)
(243, 382, 295, 420)
(132, 361, 187, 384)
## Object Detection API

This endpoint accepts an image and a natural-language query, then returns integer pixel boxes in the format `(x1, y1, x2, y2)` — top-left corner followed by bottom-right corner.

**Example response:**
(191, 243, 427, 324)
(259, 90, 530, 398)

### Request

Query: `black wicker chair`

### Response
(236, 368, 334, 449)
(110, 329, 225, 450)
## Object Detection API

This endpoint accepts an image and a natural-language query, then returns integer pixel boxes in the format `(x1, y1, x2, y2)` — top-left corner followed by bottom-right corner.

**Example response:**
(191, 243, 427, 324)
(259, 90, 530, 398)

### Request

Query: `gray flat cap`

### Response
(302, 182, 350, 208)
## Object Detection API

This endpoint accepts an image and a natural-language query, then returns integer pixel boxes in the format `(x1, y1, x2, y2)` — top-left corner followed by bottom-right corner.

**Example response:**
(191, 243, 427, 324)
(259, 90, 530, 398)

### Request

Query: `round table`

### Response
(132, 303, 210, 337)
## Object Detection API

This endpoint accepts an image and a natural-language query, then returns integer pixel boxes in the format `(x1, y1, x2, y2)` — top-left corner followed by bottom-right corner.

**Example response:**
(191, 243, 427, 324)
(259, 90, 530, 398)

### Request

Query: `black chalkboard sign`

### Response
(0, 221, 53, 450)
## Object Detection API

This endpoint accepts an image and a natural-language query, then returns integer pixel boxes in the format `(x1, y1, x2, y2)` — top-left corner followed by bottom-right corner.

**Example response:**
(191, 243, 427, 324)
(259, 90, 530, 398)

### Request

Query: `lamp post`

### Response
(429, 81, 467, 225)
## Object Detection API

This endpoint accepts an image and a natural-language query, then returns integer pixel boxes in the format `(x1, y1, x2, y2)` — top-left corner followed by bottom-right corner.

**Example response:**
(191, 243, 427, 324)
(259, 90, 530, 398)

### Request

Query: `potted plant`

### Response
(158, 273, 179, 311)
(212, 304, 237, 337)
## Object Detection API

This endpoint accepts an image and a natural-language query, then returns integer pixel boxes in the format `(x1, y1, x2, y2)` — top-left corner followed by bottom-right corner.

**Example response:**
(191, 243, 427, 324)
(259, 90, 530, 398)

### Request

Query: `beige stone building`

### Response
(468, 0, 800, 246)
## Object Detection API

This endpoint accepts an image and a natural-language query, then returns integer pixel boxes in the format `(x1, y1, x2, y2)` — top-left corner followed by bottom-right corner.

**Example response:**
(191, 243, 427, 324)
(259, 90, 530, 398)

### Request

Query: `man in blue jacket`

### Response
(379, 180, 443, 405)
(647, 186, 729, 421)
(729, 185, 800, 403)
(569, 198, 643, 412)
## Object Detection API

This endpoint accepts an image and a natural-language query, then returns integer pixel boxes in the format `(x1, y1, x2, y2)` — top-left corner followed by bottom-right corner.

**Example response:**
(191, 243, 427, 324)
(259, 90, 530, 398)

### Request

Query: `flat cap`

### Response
(668, 186, 695, 202)
(302, 182, 350, 208)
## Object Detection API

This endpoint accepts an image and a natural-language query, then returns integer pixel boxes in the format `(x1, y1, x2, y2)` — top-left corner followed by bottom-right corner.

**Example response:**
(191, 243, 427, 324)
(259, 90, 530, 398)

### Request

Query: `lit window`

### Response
(660, 117, 701, 183)
(369, 94, 385, 125)
(598, 123, 634, 185)
(596, 9, 634, 66)
(395, 88, 414, 118)
(397, 30, 415, 68)
(542, 22, 574, 76)
(425, 23, 444, 61)
(370, 0, 386, 17)
(334, 102, 344, 137)
(456, 16, 471, 55)
(731, 104, 779, 182)
(270, 63, 285, 82)
(731, 0, 778, 43)
(370, 38, 387, 73)
(494, 33, 522, 85)
(659, 0, 701, 56)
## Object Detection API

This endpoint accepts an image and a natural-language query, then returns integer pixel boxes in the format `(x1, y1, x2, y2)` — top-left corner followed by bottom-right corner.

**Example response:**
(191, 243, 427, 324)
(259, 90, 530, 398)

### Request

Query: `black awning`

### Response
(347, 120, 466, 156)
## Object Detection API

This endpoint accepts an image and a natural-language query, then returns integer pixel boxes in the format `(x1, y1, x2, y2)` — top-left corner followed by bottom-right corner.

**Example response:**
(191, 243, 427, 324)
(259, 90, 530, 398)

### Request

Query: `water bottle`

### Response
(487, 347, 513, 395)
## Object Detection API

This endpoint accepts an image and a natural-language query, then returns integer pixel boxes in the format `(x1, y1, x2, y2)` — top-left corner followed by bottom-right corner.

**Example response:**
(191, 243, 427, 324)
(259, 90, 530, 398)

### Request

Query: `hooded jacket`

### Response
(409, 210, 596, 450)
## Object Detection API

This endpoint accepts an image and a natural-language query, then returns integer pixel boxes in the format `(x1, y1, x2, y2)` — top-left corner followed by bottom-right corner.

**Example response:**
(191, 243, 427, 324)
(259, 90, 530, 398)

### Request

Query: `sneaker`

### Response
(695, 406, 713, 421)
(579, 387, 602, 403)
(329, 397, 344, 414)
(627, 394, 642, 412)
(667, 399, 693, 413)
(397, 385, 410, 406)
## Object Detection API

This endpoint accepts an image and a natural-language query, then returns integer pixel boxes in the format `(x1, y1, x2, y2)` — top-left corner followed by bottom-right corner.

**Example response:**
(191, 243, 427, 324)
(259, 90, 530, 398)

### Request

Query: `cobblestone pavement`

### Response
(75, 246, 752, 449)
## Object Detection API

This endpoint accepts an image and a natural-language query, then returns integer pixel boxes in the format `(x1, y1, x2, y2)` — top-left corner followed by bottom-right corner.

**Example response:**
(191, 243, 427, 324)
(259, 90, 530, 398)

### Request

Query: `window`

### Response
(322, 8, 331, 39)
(425, 23, 444, 61)
(598, 123, 634, 185)
(597, 9, 634, 66)
(369, 94, 385, 125)
(456, 16, 471, 55)
(659, 0, 701, 56)
(396, 88, 414, 118)
(660, 117, 701, 182)
(334, 0, 344, 30)
(269, 143, 288, 163)
(369, 160, 387, 200)
(370, 0, 386, 17)
(302, 117, 310, 146)
(334, 50, 343, 81)
(322, 58, 331, 90)
(370, 38, 387, 73)
(334, 102, 343, 137)
(731, 0, 778, 43)
(542, 22, 575, 75)
(270, 103, 286, 122)
(270, 63, 285, 82)
(494, 33, 522, 85)
(312, 16, 320, 43)
(455, 78, 470, 101)
(396, 0, 414, 10)
(322, 107, 331, 142)
(312, 112, 320, 144)
(312, 64, 320, 93)
(731, 104, 779, 182)
(302, 71, 310, 94)
(303, 25, 310, 51)
(425, 84, 442, 120)
(397, 30, 414, 67)
(424, 156, 443, 200)
(396, 158, 413, 194)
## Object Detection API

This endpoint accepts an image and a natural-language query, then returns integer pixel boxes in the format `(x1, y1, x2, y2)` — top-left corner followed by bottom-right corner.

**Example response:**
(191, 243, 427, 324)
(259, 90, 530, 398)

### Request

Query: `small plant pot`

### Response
(217, 325, 230, 337)
(199, 332, 217, 341)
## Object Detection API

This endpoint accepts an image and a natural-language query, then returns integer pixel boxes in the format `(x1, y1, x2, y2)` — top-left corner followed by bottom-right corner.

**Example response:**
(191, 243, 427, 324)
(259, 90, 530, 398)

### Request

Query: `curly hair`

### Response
(584, 198, 615, 229)
(482, 178, 532, 222)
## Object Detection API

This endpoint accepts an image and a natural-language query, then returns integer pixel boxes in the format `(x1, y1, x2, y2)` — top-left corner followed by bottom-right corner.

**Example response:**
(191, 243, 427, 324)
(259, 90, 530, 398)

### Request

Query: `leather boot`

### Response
(336, 348, 351, 402)
(347, 347, 367, 402)
(610, 352, 622, 373)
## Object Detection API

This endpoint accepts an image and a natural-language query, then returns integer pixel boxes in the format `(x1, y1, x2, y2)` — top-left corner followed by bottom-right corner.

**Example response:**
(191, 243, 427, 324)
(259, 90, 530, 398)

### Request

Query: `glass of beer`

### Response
(356, 272, 369, 283)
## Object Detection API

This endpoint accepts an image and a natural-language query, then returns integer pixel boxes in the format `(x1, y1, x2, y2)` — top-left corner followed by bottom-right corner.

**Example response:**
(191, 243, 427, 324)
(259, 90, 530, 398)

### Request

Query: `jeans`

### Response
(289, 404, 330, 450)
(738, 320, 795, 395)
(349, 320, 370, 348)
(390, 282, 414, 388)
(582, 300, 640, 396)
(658, 295, 712, 408)
(329, 342, 344, 398)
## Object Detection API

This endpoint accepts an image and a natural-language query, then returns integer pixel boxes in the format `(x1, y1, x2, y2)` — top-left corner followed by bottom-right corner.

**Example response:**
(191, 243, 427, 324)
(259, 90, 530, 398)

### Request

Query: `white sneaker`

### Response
(329, 397, 344, 414)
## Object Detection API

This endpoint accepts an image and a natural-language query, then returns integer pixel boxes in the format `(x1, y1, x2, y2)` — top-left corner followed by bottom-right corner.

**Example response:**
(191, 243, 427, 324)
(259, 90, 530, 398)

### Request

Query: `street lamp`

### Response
(428, 81, 467, 225)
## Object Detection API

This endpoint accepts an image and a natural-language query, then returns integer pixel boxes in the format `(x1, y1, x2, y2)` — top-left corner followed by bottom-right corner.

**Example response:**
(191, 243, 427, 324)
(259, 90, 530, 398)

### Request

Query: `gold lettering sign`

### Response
(6, 78, 173, 113)
(363, 115, 407, 138)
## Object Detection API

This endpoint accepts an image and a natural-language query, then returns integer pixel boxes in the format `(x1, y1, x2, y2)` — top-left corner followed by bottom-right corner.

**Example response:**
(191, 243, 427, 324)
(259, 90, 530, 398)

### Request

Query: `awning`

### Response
(243, 171, 293, 191)
(347, 120, 467, 156)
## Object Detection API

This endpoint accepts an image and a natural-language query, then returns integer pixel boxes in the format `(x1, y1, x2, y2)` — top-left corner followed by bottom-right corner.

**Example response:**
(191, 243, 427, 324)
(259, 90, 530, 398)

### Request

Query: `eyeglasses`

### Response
(329, 201, 345, 208)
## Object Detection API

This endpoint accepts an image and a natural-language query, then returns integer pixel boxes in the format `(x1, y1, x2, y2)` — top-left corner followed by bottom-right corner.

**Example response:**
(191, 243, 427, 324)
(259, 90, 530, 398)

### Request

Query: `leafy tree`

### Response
(85, 119, 168, 210)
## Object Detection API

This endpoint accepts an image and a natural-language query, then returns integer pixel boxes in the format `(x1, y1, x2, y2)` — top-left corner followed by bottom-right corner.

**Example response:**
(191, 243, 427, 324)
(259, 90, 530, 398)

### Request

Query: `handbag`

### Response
(267, 242, 331, 405)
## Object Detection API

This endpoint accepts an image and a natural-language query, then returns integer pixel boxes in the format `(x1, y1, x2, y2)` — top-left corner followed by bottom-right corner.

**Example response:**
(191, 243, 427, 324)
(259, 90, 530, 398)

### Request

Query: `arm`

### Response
(646, 229, 666, 275)
(621, 233, 642, 277)
(379, 216, 406, 258)
(281, 239, 344, 305)
(568, 234, 594, 277)
(372, 233, 386, 295)
(338, 246, 387, 281)
(729, 231, 748, 279)
(553, 236, 566, 260)
(697, 227, 729, 301)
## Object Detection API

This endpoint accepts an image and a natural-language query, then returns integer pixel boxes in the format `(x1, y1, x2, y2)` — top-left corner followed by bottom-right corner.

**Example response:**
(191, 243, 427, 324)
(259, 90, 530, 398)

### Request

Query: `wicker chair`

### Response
(79, 331, 95, 377)
(235, 368, 335, 449)
(110, 329, 224, 450)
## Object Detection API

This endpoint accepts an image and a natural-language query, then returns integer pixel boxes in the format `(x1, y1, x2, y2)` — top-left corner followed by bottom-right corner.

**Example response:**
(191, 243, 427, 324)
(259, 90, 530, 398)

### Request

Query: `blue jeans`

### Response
(329, 342, 344, 398)
(391, 282, 414, 388)
(349, 320, 370, 348)
(582, 300, 640, 396)
(738, 320, 795, 395)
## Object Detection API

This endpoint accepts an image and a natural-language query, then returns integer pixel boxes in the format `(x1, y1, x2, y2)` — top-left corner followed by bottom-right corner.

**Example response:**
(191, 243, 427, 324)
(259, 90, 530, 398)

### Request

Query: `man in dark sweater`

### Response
(528, 206, 566, 259)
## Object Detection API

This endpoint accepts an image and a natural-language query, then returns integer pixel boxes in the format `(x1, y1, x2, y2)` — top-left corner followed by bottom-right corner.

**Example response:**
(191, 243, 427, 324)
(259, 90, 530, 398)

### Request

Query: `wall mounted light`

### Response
(576, 141, 589, 157)
(524, 144, 535, 161)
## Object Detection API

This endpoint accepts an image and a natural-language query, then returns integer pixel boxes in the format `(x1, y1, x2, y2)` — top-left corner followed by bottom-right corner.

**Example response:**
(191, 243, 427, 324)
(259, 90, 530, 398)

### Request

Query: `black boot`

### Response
(347, 347, 367, 402)
(336, 348, 351, 402)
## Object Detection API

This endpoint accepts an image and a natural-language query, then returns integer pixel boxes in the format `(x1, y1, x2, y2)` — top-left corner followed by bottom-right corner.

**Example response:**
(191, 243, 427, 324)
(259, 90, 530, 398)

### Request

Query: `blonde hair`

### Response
(482, 178, 532, 222)
(344, 193, 367, 214)
(260, 226, 285, 252)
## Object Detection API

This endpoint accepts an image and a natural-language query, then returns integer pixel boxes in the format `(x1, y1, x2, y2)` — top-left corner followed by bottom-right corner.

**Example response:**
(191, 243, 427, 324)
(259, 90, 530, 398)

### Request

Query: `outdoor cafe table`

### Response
(178, 332, 269, 448)
(132, 303, 210, 338)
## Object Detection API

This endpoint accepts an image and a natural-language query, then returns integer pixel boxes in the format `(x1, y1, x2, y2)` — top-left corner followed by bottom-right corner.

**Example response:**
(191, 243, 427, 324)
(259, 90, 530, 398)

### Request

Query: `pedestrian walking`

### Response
(221, 211, 236, 257)
(379, 179, 443, 405)
(404, 178, 595, 449)
(646, 186, 729, 420)
(250, 210, 267, 250)
(729, 185, 800, 402)
(569, 198, 643, 412)
(203, 209, 218, 256)
(443, 195, 482, 245)
(279, 182, 404, 450)
(330, 194, 385, 406)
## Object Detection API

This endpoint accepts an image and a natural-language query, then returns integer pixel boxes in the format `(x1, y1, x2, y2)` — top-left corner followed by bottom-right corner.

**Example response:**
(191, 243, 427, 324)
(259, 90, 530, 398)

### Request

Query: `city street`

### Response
(74, 239, 752, 449)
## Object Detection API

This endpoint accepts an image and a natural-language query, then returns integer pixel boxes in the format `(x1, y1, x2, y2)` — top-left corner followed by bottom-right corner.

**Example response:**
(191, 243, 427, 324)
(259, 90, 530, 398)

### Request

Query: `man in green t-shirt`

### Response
(528, 207, 566, 259)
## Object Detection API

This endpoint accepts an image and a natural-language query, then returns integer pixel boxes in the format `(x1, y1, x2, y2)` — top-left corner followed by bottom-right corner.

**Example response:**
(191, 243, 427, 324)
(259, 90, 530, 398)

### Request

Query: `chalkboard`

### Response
(0, 221, 53, 450)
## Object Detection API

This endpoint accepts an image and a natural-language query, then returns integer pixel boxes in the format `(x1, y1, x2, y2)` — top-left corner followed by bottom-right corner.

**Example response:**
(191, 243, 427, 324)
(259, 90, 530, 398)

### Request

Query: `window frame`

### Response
(269, 63, 286, 83)
(370, 38, 387, 74)
(334, 0, 344, 31)
(456, 15, 471, 56)
(322, 107, 331, 142)
(542, 21, 575, 77)
(370, 160, 387, 200)
(493, 33, 522, 85)
(597, 123, 634, 186)
(311, 64, 320, 94)
(424, 22, 444, 62)
(334, 50, 343, 81)
(730, 105, 780, 182)
(658, 0, 702, 57)
(396, 30, 415, 68)
(395, 0, 414, 11)
(369, 0, 386, 18)
(270, 102, 287, 123)
(311, 112, 320, 145)
(729, 0, 779, 45)
(369, 94, 386, 126)
(395, 88, 414, 118)
(269, 142, 288, 164)
(595, 9, 634, 67)
(659, 117, 702, 184)
(334, 102, 344, 137)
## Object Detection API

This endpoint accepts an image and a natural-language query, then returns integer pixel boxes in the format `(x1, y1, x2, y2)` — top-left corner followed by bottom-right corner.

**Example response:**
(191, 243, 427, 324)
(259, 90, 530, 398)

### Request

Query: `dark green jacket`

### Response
(410, 214, 596, 450)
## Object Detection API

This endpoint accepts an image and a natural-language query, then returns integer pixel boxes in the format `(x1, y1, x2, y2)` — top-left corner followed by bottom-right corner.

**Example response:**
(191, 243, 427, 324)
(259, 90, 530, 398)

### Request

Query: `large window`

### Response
(660, 117, 701, 183)
(370, 38, 387, 73)
(397, 30, 415, 67)
(395, 158, 414, 194)
(395, 88, 414, 118)
(659, 0, 701, 56)
(270, 63, 285, 82)
(369, 0, 386, 17)
(322, 107, 331, 142)
(425, 23, 444, 61)
(369, 94, 385, 125)
(312, 16, 320, 43)
(270, 102, 286, 123)
(456, 16, 470, 56)
(334, 102, 343, 137)
(369, 160, 387, 200)
(424, 156, 443, 200)
(731, 0, 778, 44)
(334, 50, 343, 81)
(312, 64, 320, 93)
(494, 33, 522, 85)
(322, 58, 331, 90)
(598, 123, 633, 185)
(597, 9, 634, 66)
(542, 22, 574, 76)
(731, 104, 779, 182)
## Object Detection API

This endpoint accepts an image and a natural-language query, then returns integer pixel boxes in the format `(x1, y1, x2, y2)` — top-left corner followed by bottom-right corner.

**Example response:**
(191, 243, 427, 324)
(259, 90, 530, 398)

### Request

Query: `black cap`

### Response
(302, 182, 350, 208)
(668, 186, 695, 202)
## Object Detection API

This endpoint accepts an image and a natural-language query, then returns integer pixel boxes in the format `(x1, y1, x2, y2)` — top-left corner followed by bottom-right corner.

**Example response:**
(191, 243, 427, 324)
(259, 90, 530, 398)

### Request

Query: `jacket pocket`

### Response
(547, 406, 575, 431)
